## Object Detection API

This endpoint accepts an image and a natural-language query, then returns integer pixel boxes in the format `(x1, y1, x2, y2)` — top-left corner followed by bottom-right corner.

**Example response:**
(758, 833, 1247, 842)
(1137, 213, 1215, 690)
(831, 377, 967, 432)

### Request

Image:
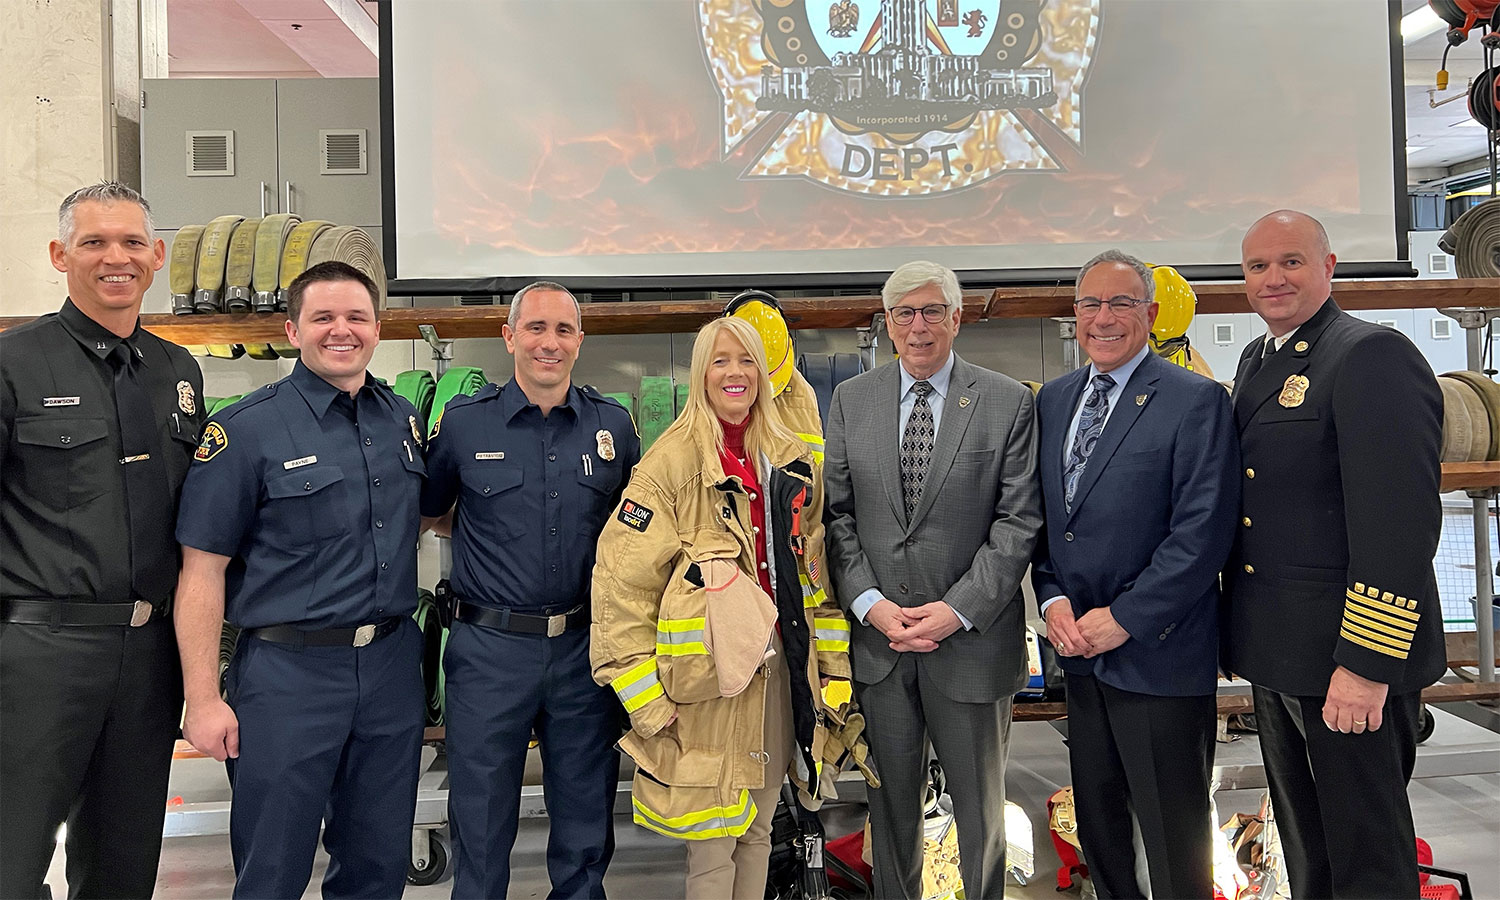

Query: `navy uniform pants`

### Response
(0, 617, 181, 899)
(444, 621, 620, 900)
(225, 618, 424, 899)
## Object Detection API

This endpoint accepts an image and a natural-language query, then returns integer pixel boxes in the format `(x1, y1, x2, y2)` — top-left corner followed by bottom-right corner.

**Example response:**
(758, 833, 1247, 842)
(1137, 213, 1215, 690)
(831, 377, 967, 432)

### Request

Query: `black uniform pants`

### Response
(1252, 685, 1422, 899)
(0, 617, 182, 899)
(1064, 673, 1216, 900)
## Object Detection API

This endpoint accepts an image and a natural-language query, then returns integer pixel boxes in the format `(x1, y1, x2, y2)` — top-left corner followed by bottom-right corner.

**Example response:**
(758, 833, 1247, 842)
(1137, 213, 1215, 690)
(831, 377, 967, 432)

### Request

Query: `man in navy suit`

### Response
(1032, 250, 1239, 899)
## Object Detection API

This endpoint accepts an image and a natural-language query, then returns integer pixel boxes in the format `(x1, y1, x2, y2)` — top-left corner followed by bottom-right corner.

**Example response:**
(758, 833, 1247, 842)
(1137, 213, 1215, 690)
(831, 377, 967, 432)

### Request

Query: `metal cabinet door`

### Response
(141, 79, 279, 229)
(274, 78, 381, 226)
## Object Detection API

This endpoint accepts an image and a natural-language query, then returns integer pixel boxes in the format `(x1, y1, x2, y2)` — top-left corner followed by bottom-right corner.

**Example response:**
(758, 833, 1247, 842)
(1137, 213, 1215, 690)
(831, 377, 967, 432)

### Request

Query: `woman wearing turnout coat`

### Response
(591, 317, 853, 899)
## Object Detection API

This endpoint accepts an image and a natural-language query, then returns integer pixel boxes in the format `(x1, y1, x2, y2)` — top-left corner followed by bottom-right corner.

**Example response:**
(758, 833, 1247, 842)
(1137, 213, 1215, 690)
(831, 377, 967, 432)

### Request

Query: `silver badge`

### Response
(596, 429, 616, 461)
(177, 381, 196, 415)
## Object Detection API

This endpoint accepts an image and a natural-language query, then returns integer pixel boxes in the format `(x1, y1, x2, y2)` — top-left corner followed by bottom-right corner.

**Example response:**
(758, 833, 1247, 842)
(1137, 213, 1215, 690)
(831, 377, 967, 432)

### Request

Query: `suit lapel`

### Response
(1233, 299, 1340, 431)
(1067, 354, 1161, 520)
(907, 357, 978, 532)
(874, 362, 907, 526)
(1042, 367, 1088, 497)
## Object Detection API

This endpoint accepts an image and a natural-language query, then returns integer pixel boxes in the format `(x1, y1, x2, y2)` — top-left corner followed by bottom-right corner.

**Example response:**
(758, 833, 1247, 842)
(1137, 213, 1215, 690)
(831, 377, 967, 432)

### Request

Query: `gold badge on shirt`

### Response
(177, 381, 196, 415)
(596, 429, 616, 461)
(409, 415, 423, 446)
(1279, 374, 1309, 408)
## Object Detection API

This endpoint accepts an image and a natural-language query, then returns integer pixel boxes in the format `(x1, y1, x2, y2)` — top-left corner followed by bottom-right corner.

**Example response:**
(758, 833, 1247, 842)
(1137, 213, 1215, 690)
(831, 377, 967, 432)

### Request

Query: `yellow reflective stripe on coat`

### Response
(813, 616, 851, 652)
(795, 432, 825, 464)
(800, 574, 827, 608)
(612, 657, 664, 712)
(656, 617, 709, 657)
(632, 790, 756, 840)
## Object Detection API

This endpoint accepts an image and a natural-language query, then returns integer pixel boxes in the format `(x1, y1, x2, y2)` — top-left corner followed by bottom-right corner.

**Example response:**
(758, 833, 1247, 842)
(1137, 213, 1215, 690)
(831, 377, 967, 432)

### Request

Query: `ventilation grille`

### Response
(458, 295, 497, 306)
(186, 131, 234, 176)
(320, 129, 368, 175)
(1213, 323, 1235, 345)
(1431, 318, 1453, 340)
(1429, 252, 1452, 275)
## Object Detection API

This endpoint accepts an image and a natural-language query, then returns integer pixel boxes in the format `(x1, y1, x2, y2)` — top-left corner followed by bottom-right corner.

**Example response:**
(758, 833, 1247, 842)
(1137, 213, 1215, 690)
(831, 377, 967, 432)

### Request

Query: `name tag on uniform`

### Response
(43, 397, 81, 407)
(475, 452, 506, 460)
(282, 455, 318, 470)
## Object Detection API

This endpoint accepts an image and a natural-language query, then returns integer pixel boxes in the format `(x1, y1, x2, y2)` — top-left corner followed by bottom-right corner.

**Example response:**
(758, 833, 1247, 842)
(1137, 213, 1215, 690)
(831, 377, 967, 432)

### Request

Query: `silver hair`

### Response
(1075, 249, 1155, 304)
(58, 182, 156, 247)
(507, 281, 582, 330)
(881, 261, 962, 311)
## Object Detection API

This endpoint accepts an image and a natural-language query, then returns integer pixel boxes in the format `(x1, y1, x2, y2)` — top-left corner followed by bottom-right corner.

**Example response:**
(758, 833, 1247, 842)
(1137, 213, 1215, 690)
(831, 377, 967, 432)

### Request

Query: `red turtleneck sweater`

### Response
(718, 417, 773, 597)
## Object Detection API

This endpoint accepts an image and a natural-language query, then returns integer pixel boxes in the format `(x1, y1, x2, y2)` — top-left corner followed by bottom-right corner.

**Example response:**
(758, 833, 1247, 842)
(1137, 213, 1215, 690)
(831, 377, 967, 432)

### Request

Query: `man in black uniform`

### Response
(174, 261, 427, 898)
(1224, 210, 1445, 899)
(422, 281, 639, 899)
(0, 182, 204, 897)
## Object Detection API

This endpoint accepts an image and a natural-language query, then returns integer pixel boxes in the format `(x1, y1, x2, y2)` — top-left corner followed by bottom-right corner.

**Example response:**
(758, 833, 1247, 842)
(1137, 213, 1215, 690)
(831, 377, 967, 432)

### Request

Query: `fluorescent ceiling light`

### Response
(1402, 6, 1446, 43)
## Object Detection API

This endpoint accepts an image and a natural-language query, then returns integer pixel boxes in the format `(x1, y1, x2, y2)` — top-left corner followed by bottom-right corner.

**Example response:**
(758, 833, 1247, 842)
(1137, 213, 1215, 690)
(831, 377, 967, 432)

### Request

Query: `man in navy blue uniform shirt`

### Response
(422, 281, 639, 899)
(174, 261, 427, 899)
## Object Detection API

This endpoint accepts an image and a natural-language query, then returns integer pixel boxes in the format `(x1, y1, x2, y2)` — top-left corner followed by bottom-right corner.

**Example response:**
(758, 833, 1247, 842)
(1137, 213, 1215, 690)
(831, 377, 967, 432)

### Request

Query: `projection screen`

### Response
(384, 0, 1408, 289)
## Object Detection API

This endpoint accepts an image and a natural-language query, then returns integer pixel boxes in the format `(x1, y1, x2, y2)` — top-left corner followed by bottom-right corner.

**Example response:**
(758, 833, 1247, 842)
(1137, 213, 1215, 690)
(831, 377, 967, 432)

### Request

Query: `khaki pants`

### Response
(684, 640, 795, 900)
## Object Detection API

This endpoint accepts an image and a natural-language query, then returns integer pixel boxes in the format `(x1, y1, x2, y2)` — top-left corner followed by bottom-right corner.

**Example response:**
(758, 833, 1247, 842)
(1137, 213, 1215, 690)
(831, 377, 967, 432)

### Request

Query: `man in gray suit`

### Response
(824, 260, 1043, 899)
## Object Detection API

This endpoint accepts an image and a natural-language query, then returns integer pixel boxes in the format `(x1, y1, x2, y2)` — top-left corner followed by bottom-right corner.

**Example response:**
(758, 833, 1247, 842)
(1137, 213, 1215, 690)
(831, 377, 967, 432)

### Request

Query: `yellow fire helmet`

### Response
(724, 289, 794, 396)
(1150, 264, 1196, 342)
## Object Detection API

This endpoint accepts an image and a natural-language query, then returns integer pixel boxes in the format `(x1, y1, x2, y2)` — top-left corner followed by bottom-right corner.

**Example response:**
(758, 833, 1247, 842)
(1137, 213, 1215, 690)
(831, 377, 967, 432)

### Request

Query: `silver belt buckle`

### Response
(546, 613, 567, 638)
(353, 624, 377, 647)
(129, 601, 153, 627)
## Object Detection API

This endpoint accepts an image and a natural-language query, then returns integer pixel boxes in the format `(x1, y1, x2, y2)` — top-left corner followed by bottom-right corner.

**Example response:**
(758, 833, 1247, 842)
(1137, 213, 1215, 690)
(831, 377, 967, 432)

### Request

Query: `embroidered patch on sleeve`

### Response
(617, 498, 654, 532)
(195, 422, 228, 462)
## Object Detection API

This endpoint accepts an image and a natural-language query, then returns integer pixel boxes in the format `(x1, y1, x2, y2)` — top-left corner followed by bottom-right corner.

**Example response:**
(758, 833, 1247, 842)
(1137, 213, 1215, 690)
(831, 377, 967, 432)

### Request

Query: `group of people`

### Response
(0, 182, 1444, 900)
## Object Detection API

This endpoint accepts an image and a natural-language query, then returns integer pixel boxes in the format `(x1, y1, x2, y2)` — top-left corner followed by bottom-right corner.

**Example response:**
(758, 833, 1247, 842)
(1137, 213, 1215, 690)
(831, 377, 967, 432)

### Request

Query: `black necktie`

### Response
(1241, 337, 1278, 384)
(109, 342, 174, 601)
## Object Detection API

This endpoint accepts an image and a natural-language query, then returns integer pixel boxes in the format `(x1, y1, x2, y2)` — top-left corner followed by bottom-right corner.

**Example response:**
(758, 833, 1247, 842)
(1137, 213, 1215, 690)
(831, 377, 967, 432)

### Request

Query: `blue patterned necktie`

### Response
(900, 380, 936, 520)
(1063, 373, 1116, 513)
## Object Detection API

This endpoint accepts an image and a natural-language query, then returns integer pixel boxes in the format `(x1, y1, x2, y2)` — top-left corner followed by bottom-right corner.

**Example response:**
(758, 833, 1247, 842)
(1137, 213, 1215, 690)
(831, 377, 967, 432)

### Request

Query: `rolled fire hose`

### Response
(244, 344, 281, 360)
(276, 220, 335, 311)
(207, 345, 246, 360)
(603, 392, 634, 420)
(193, 215, 244, 313)
(208, 394, 246, 416)
(305, 225, 388, 309)
(394, 370, 438, 425)
(168, 225, 204, 316)
(1444, 370, 1500, 460)
(674, 383, 689, 417)
(430, 367, 488, 433)
(223, 217, 262, 313)
(252, 214, 300, 313)
(1438, 196, 1500, 279)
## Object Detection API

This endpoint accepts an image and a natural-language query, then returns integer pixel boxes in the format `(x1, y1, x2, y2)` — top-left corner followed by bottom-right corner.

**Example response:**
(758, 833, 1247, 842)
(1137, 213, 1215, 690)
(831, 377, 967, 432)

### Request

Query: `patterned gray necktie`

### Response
(1063, 373, 1116, 513)
(900, 380, 936, 520)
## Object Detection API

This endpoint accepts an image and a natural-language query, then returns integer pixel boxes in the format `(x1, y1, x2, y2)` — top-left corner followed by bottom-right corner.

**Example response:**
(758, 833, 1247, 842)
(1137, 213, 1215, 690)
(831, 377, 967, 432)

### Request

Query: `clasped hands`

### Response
(1044, 601, 1129, 658)
(867, 598, 961, 652)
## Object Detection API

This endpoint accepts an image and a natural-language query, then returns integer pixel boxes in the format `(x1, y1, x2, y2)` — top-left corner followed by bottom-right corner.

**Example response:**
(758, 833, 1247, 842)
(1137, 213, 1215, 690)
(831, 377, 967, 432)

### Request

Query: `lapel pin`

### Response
(958, 396, 971, 408)
(1294, 340, 1309, 352)
(1135, 394, 1147, 406)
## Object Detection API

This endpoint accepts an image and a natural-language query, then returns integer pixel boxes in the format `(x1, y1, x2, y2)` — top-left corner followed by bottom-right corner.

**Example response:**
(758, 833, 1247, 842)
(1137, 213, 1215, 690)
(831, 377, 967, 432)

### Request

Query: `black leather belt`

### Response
(452, 599, 587, 637)
(244, 616, 402, 648)
(1, 598, 164, 627)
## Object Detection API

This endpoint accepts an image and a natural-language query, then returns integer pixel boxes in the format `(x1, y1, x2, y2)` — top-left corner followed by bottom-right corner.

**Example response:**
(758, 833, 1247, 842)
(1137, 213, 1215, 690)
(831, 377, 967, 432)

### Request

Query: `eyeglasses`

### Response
(1074, 296, 1148, 316)
(888, 304, 951, 326)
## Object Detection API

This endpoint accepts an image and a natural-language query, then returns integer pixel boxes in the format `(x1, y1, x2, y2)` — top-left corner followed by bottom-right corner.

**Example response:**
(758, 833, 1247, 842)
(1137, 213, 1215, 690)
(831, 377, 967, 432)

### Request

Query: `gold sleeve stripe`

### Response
(1341, 628, 1409, 660)
(1342, 620, 1411, 653)
(1345, 609, 1416, 642)
(1345, 597, 1419, 631)
(1345, 590, 1420, 621)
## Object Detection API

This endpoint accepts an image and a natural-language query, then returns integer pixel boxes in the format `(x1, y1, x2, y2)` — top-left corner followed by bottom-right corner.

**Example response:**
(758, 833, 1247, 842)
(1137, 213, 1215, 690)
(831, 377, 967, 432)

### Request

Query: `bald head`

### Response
(1241, 209, 1337, 336)
(1244, 210, 1330, 260)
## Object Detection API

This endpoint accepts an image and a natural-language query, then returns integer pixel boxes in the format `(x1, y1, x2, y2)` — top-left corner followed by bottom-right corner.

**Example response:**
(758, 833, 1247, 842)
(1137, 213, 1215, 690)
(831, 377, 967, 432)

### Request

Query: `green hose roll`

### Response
(394, 370, 438, 425)
(413, 589, 448, 727)
(603, 392, 634, 419)
(638, 376, 673, 450)
(675, 383, 689, 417)
(429, 367, 489, 434)
(208, 394, 245, 416)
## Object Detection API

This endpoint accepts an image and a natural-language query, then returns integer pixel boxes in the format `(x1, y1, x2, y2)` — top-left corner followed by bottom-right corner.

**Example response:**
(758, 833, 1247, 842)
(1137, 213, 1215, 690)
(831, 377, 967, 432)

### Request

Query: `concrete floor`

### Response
(43, 709, 1500, 899)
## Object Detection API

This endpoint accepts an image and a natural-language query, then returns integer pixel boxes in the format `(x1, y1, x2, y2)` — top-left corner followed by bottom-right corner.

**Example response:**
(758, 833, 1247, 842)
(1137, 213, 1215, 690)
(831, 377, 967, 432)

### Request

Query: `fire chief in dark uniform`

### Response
(422, 281, 639, 899)
(174, 261, 427, 898)
(0, 183, 203, 898)
(1224, 210, 1444, 899)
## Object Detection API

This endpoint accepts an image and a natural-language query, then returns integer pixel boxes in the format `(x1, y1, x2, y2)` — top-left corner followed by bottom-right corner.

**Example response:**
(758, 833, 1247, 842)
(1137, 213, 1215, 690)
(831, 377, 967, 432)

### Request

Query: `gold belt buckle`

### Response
(129, 601, 153, 627)
(353, 624, 377, 647)
(546, 614, 567, 638)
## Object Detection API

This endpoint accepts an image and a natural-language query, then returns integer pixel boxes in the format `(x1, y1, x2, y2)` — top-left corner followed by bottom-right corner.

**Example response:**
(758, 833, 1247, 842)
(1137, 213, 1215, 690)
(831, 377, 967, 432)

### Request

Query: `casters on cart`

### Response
(1417, 704, 1437, 745)
(408, 827, 451, 886)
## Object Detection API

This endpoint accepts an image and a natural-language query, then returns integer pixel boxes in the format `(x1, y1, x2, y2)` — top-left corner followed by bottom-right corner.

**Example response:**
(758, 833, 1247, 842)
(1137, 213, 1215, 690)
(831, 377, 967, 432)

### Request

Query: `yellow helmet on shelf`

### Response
(1150, 264, 1196, 342)
(724, 290, 794, 396)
